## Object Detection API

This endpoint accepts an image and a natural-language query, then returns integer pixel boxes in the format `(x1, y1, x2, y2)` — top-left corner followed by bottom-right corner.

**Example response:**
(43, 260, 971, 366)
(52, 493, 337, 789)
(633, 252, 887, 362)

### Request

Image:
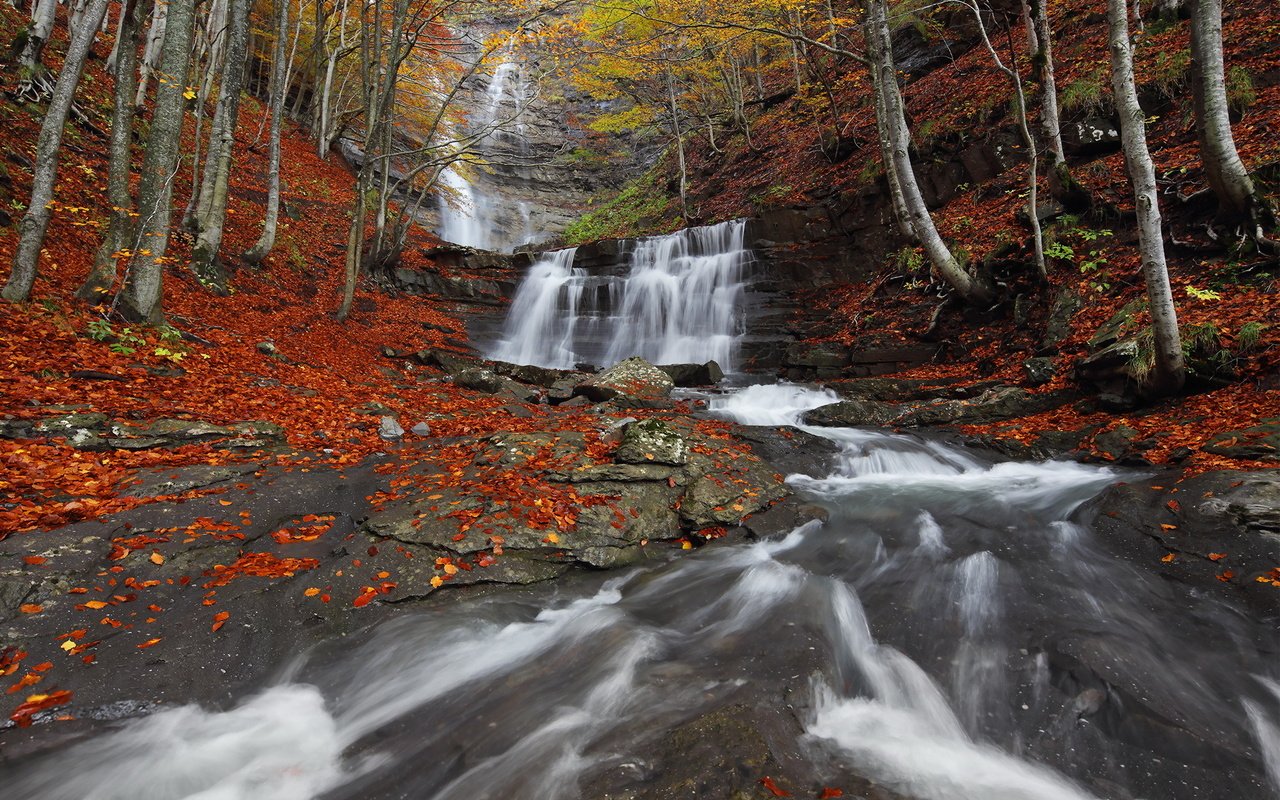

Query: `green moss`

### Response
(563, 162, 674, 245)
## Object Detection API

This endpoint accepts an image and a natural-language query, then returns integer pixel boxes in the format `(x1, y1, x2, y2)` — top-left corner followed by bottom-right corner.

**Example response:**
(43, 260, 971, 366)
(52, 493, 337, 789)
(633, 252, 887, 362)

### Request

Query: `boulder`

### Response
(574, 357, 674, 404)
(615, 419, 689, 466)
(1202, 420, 1280, 462)
(1024, 357, 1057, 387)
(894, 387, 1056, 426)
(656, 361, 725, 387)
(802, 398, 901, 428)
(1064, 118, 1123, 157)
(453, 367, 537, 402)
(379, 416, 405, 441)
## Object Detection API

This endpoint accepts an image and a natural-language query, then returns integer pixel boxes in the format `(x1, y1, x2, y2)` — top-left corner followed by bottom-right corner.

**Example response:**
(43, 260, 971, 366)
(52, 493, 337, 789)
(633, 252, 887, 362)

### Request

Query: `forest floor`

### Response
(1, 0, 1280, 741)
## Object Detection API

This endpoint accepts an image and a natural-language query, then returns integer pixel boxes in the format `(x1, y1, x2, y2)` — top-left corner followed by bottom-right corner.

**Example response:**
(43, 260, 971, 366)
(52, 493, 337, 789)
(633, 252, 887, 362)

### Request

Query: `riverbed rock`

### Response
(379, 416, 405, 440)
(452, 367, 537, 402)
(575, 357, 674, 404)
(802, 397, 901, 427)
(615, 419, 689, 466)
(656, 360, 725, 387)
(1202, 420, 1280, 462)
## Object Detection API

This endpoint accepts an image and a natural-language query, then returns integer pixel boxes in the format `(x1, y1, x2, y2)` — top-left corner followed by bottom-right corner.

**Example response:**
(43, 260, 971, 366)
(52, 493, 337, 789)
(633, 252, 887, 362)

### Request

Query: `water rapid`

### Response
(488, 219, 753, 370)
(8, 383, 1280, 800)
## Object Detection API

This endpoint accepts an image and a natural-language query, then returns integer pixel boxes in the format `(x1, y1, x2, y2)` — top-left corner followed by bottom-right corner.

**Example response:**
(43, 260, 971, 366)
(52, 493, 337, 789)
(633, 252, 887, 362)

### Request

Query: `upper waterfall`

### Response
(488, 220, 753, 372)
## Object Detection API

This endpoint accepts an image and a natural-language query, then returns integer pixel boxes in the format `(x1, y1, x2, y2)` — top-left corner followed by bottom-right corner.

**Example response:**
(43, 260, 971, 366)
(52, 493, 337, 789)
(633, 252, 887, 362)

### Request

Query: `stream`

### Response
(8, 382, 1280, 799)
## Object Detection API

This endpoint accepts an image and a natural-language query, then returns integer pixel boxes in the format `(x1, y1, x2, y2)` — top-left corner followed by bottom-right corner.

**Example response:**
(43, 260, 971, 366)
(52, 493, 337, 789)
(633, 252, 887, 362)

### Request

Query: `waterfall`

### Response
(489, 220, 753, 371)
(435, 54, 533, 252)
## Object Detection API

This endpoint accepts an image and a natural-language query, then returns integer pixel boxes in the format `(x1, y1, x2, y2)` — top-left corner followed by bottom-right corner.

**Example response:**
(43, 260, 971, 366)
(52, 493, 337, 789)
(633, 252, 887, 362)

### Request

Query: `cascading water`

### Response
(9, 382, 1280, 800)
(488, 219, 752, 371)
(436, 54, 534, 252)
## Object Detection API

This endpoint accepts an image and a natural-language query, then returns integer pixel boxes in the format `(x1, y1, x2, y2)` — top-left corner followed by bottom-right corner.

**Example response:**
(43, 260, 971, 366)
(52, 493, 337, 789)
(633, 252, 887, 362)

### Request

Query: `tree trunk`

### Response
(189, 0, 252, 287)
(17, 0, 57, 76)
(134, 1, 167, 107)
(3, 0, 110, 302)
(865, 0, 992, 303)
(1189, 0, 1268, 232)
(869, 36, 913, 240)
(1028, 0, 1064, 163)
(80, 0, 149, 301)
(116, 0, 198, 324)
(666, 68, 689, 221)
(1107, 0, 1185, 394)
(244, 0, 290, 264)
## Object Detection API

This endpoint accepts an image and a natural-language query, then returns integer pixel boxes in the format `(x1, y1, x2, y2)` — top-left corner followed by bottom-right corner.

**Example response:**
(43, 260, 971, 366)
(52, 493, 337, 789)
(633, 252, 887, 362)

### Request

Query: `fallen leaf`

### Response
(136, 638, 162, 649)
(1161, 553, 1176, 563)
(150, 552, 165, 565)
(759, 776, 791, 797)
(1208, 553, 1227, 562)
(304, 587, 321, 597)
(19, 604, 43, 614)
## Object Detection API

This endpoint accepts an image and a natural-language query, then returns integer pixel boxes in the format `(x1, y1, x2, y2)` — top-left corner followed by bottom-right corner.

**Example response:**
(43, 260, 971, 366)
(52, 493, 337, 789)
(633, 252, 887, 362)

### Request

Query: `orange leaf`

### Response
(819, 789, 845, 799)
(1161, 553, 1176, 563)
(137, 638, 162, 649)
(81, 600, 108, 610)
(1217, 570, 1235, 582)
(22, 556, 46, 566)
(150, 552, 165, 565)
(1208, 553, 1227, 562)
(759, 776, 791, 797)
(304, 587, 321, 597)
(19, 604, 44, 614)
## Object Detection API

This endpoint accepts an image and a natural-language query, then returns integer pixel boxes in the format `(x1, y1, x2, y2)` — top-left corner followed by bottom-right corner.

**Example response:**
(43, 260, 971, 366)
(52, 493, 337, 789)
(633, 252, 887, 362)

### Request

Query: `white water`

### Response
(489, 219, 753, 370)
(10, 384, 1280, 800)
(436, 54, 533, 252)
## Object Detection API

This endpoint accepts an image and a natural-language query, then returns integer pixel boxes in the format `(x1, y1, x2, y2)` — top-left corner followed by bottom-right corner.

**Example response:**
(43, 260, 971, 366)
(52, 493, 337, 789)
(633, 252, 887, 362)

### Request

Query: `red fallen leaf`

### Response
(10, 690, 72, 727)
(320, 594, 331, 604)
(23, 556, 46, 566)
(212, 610, 230, 632)
(1208, 553, 1227, 562)
(353, 589, 378, 608)
(136, 638, 162, 649)
(367, 545, 379, 556)
(819, 789, 845, 799)
(19, 604, 44, 614)
(31, 662, 52, 673)
(759, 776, 791, 797)
(1217, 571, 1235, 582)
(1167, 500, 1181, 513)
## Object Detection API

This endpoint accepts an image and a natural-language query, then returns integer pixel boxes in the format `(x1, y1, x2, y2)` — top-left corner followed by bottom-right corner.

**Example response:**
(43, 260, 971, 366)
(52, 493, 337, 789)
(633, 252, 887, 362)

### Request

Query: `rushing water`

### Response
(10, 381, 1280, 800)
(488, 220, 752, 370)
(436, 54, 534, 252)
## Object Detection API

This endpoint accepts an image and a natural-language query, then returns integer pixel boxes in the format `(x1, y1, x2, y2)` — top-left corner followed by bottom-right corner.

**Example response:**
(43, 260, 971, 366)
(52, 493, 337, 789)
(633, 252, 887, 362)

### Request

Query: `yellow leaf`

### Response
(544, 532, 560, 544)
(303, 587, 321, 597)
(60, 640, 76, 651)
(150, 552, 165, 565)
(430, 576, 444, 588)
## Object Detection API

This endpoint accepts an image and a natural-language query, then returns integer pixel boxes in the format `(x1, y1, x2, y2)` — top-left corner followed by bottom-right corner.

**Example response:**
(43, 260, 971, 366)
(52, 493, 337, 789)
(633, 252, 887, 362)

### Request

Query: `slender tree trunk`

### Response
(865, 0, 992, 303)
(666, 68, 689, 221)
(189, 0, 252, 286)
(1028, 0, 1064, 163)
(244, 0, 290, 264)
(869, 38, 913, 240)
(17, 0, 57, 77)
(116, 0, 198, 324)
(135, 1, 167, 106)
(1107, 0, 1185, 394)
(1189, 0, 1269, 235)
(3, 0, 110, 302)
(80, 0, 149, 301)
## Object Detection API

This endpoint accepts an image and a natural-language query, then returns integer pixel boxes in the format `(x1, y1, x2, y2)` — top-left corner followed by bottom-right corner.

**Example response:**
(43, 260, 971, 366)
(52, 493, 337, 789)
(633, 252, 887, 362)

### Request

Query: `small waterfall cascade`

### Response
(488, 219, 753, 371)
(435, 53, 533, 252)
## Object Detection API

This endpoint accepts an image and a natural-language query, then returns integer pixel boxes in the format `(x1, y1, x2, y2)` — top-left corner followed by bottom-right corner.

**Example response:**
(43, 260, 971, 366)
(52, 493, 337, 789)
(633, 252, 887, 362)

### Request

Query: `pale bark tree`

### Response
(14, 0, 58, 98)
(80, 0, 151, 301)
(189, 0, 252, 286)
(1026, 0, 1064, 163)
(244, 0, 291, 264)
(865, 0, 993, 304)
(1189, 0, 1273, 245)
(1107, 0, 1185, 393)
(3, 0, 111, 302)
(116, 0, 199, 323)
(134, 1, 167, 107)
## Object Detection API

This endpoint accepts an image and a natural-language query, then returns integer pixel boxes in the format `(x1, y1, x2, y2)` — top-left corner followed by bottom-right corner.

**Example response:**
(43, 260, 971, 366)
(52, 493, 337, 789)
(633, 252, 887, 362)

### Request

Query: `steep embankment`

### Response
(566, 0, 1280, 473)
